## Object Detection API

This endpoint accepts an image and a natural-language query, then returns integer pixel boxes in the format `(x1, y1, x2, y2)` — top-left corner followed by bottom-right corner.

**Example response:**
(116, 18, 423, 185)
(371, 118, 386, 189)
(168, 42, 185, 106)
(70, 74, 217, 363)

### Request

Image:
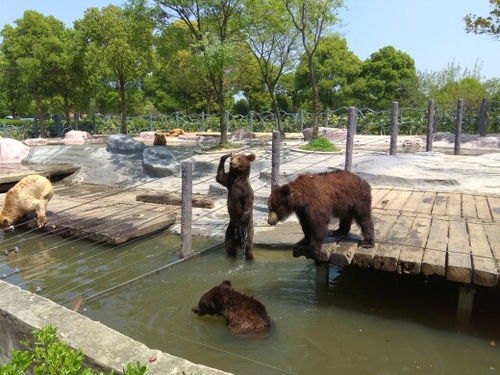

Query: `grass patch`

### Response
(299, 136, 340, 152)
(204, 142, 240, 151)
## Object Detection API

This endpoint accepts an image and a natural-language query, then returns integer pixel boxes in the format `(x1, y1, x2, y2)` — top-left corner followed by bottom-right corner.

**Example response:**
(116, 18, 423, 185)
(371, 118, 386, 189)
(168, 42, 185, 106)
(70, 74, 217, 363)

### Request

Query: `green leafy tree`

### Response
(464, 0, 500, 39)
(360, 46, 418, 109)
(433, 77, 487, 111)
(75, 2, 155, 133)
(0, 53, 31, 118)
(283, 0, 343, 139)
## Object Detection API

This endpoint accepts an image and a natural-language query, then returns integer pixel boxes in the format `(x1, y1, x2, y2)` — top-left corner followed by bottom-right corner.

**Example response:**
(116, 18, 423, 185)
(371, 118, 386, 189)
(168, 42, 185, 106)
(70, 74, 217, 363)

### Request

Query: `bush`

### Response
(0, 326, 147, 375)
(299, 136, 340, 152)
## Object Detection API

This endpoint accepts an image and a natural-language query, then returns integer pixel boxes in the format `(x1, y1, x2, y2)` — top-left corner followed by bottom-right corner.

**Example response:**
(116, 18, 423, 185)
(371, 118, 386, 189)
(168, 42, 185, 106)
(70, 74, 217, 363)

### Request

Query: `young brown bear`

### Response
(216, 153, 256, 260)
(267, 170, 375, 259)
(153, 132, 167, 146)
(192, 280, 272, 335)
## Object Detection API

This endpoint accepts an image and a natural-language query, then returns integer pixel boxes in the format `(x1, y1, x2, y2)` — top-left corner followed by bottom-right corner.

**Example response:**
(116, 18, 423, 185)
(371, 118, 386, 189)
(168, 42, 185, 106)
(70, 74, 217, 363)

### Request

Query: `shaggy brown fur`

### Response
(0, 175, 54, 228)
(216, 153, 256, 260)
(153, 132, 167, 146)
(267, 170, 375, 258)
(192, 280, 272, 335)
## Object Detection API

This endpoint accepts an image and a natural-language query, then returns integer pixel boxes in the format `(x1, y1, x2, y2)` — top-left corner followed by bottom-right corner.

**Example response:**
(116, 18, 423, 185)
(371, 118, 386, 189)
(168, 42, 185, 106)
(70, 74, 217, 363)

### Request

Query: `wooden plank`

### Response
(462, 194, 477, 219)
(397, 216, 432, 274)
(417, 191, 436, 215)
(468, 223, 498, 287)
(136, 192, 214, 209)
(330, 230, 361, 267)
(373, 215, 415, 272)
(318, 238, 338, 263)
(384, 190, 413, 212)
(446, 220, 471, 283)
(484, 224, 500, 285)
(422, 219, 449, 277)
(371, 189, 392, 208)
(487, 196, 500, 222)
(373, 189, 392, 209)
(431, 192, 448, 216)
(474, 195, 492, 221)
(446, 193, 462, 217)
(402, 191, 424, 213)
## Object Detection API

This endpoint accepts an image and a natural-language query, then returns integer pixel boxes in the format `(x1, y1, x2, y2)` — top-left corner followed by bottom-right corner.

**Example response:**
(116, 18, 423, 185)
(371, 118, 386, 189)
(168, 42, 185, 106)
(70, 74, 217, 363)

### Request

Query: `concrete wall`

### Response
(0, 280, 230, 375)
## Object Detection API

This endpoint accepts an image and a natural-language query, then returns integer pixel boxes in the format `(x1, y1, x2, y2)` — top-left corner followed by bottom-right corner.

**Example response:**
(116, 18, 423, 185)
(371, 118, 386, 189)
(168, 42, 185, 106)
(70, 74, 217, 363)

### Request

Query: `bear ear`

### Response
(280, 184, 290, 196)
(220, 280, 232, 287)
(247, 154, 256, 162)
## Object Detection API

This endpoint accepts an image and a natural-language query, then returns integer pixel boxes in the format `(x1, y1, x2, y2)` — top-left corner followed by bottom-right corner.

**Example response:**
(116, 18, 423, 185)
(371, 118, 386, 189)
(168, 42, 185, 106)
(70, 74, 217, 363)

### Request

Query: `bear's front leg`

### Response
(34, 199, 47, 228)
(294, 211, 312, 257)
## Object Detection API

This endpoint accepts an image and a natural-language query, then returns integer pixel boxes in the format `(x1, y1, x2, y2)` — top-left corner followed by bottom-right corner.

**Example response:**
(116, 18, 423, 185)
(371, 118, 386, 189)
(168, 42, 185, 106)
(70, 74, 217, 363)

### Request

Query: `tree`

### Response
(360, 46, 418, 109)
(75, 2, 155, 133)
(464, 0, 500, 39)
(0, 53, 31, 118)
(0, 11, 67, 137)
(295, 34, 363, 109)
(157, 0, 244, 144)
(432, 77, 487, 111)
(244, 0, 298, 135)
(283, 0, 343, 139)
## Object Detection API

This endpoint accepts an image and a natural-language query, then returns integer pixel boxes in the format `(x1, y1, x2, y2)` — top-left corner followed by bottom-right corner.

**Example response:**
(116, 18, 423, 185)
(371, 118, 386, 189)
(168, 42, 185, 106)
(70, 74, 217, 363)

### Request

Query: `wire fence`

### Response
(2, 99, 500, 140)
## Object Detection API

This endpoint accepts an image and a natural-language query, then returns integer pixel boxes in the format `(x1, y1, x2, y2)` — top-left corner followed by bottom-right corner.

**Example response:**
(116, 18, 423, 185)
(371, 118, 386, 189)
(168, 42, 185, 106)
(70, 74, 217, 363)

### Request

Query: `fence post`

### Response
(175, 112, 180, 129)
(148, 113, 153, 131)
(271, 131, 281, 187)
(479, 98, 488, 137)
(75, 113, 79, 130)
(249, 110, 254, 133)
(92, 113, 96, 134)
(345, 107, 357, 172)
(454, 98, 464, 155)
(426, 99, 435, 152)
(389, 101, 399, 155)
(180, 161, 193, 258)
(33, 118, 39, 137)
(2, 122, 6, 137)
(201, 111, 205, 132)
(324, 108, 329, 127)
(299, 109, 304, 133)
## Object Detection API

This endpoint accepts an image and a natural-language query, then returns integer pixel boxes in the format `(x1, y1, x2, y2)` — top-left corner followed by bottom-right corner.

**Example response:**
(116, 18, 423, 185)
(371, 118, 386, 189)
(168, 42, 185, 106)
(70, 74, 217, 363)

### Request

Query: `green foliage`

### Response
(300, 136, 340, 151)
(464, 0, 500, 38)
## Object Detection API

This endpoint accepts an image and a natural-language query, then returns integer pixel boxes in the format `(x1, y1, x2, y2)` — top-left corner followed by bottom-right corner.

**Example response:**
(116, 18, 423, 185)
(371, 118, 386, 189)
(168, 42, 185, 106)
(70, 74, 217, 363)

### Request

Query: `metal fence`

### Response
(2, 99, 499, 140)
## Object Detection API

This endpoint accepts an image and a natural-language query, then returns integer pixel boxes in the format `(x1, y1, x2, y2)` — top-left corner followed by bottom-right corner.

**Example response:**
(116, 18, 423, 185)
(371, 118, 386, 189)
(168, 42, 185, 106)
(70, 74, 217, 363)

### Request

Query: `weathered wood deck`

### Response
(316, 188, 500, 287)
(0, 163, 78, 191)
(1, 184, 178, 245)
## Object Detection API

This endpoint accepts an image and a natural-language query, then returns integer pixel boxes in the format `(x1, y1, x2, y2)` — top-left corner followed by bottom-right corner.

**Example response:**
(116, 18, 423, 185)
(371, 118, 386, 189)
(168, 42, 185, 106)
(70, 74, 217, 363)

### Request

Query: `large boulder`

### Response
(106, 134, 145, 154)
(64, 130, 92, 145)
(302, 127, 347, 142)
(0, 138, 30, 163)
(230, 128, 255, 142)
(138, 131, 156, 141)
(142, 146, 180, 177)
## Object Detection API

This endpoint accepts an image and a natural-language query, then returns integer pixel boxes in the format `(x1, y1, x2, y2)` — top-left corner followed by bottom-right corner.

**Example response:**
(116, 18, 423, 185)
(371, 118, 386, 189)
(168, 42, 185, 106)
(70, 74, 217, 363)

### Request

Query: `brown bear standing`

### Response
(192, 280, 272, 335)
(216, 153, 255, 260)
(267, 170, 375, 259)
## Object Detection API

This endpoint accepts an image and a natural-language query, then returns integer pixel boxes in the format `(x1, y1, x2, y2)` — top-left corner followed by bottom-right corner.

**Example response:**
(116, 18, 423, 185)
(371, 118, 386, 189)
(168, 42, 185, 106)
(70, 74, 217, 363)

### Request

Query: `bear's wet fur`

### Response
(216, 153, 256, 260)
(192, 280, 272, 335)
(267, 170, 375, 259)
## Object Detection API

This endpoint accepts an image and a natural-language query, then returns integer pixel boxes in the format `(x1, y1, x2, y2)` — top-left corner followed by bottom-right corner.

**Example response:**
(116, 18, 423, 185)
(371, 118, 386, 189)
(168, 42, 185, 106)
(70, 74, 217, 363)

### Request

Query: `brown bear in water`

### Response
(192, 280, 272, 335)
(216, 153, 256, 260)
(267, 170, 375, 259)
(153, 132, 167, 146)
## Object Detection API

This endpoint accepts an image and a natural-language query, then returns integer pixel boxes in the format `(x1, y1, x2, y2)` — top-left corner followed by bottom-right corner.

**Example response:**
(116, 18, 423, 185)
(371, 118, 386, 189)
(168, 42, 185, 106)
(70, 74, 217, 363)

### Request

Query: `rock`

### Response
(402, 138, 424, 150)
(208, 183, 227, 197)
(177, 134, 202, 142)
(24, 138, 48, 146)
(0, 138, 30, 163)
(106, 134, 145, 154)
(142, 146, 180, 177)
(230, 128, 255, 142)
(302, 127, 347, 142)
(64, 130, 92, 145)
(138, 131, 156, 140)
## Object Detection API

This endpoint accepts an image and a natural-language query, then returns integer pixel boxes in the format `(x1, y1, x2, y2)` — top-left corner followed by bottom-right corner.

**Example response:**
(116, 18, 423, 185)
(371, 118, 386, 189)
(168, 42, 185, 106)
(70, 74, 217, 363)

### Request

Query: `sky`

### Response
(0, 0, 498, 79)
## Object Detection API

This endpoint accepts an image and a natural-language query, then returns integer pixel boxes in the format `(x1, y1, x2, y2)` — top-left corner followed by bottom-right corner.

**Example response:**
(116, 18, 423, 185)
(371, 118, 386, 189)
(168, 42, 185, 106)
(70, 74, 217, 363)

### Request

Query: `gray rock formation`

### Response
(142, 146, 180, 177)
(106, 134, 145, 154)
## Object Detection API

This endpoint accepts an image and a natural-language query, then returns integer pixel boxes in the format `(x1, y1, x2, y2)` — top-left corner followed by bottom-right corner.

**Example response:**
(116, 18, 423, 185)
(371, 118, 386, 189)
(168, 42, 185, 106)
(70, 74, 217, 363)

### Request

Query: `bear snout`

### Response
(267, 211, 278, 225)
(192, 307, 202, 315)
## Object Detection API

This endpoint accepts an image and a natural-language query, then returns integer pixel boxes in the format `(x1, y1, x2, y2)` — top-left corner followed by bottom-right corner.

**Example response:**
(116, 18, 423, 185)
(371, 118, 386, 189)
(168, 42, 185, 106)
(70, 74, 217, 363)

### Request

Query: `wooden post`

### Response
(345, 107, 356, 172)
(180, 161, 192, 258)
(92, 113, 96, 134)
(426, 99, 435, 152)
(479, 98, 488, 137)
(271, 131, 281, 187)
(389, 101, 399, 155)
(315, 263, 330, 289)
(457, 286, 475, 323)
(454, 98, 464, 155)
(75, 112, 80, 130)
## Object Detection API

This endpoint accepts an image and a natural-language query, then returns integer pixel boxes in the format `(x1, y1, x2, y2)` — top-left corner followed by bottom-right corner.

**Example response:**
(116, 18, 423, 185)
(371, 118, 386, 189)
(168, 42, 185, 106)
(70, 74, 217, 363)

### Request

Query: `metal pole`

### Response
(180, 161, 193, 258)
(271, 131, 281, 187)
(426, 99, 435, 152)
(345, 107, 357, 172)
(454, 98, 464, 155)
(201, 111, 205, 132)
(389, 101, 399, 155)
(479, 98, 488, 137)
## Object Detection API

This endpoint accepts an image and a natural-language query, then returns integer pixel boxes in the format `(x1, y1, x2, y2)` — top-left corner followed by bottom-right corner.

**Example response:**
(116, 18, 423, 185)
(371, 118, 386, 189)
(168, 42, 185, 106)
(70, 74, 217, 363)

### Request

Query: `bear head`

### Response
(229, 153, 256, 175)
(153, 133, 166, 146)
(0, 215, 13, 229)
(192, 280, 232, 316)
(267, 184, 293, 225)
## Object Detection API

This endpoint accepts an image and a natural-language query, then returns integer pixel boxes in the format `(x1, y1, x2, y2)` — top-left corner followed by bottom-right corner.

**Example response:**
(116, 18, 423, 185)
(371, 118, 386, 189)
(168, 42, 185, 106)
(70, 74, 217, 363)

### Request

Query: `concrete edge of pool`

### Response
(0, 280, 231, 375)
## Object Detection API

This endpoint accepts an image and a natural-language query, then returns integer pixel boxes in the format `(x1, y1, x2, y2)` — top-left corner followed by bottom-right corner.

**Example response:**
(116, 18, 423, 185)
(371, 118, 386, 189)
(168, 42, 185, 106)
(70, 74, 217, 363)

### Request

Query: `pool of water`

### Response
(2, 232, 500, 375)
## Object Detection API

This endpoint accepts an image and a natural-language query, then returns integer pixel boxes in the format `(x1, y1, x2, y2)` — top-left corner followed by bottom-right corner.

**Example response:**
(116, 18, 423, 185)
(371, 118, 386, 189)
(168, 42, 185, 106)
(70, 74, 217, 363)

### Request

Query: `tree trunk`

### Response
(216, 74, 228, 144)
(119, 77, 127, 134)
(267, 83, 284, 136)
(35, 91, 45, 138)
(308, 55, 321, 140)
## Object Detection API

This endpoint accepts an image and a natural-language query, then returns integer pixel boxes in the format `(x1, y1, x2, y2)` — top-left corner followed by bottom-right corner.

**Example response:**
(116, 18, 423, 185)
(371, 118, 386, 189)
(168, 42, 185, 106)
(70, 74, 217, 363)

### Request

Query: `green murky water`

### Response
(1, 231, 500, 375)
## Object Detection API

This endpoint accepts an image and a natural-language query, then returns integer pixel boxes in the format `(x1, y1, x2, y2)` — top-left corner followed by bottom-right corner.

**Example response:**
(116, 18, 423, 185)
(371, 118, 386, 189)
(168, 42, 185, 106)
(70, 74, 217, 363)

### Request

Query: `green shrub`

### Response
(299, 136, 340, 152)
(0, 326, 147, 375)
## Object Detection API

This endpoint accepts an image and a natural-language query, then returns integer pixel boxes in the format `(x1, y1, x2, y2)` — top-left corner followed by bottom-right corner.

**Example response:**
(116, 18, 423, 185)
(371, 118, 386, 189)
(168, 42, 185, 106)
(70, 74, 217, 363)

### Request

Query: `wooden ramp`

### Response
(315, 188, 500, 287)
(1, 184, 178, 245)
(0, 163, 78, 192)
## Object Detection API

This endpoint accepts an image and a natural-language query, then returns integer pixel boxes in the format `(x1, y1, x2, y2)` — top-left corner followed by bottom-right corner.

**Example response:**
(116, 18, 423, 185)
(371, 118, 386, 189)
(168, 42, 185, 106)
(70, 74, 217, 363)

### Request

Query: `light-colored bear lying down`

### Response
(0, 175, 54, 229)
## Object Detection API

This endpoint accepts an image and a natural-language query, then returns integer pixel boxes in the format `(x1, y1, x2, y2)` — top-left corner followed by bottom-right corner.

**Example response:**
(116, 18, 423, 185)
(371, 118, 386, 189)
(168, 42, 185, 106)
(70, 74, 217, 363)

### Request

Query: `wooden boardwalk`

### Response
(0, 163, 78, 191)
(317, 188, 500, 287)
(0, 184, 178, 245)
